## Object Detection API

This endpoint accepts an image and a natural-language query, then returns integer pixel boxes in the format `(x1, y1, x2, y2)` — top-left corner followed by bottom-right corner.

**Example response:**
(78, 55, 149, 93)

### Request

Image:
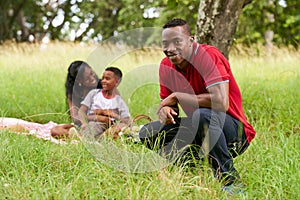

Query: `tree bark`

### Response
(264, 0, 275, 56)
(17, 11, 30, 41)
(195, 0, 251, 59)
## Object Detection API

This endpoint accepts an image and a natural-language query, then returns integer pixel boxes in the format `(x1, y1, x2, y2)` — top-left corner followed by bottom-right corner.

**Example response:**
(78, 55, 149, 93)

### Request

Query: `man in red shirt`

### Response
(139, 18, 256, 189)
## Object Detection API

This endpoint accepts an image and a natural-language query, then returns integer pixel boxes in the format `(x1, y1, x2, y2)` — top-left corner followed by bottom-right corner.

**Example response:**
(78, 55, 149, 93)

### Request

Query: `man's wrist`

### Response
(157, 105, 168, 115)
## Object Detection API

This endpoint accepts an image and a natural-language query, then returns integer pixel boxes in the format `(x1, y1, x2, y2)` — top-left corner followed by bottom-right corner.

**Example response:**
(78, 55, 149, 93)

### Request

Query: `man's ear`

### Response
(189, 36, 194, 47)
(190, 36, 194, 43)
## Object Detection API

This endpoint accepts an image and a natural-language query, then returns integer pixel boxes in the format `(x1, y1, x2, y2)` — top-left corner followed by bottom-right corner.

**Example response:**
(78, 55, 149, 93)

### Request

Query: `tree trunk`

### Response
(0, 1, 11, 42)
(17, 11, 30, 41)
(0, 0, 28, 43)
(195, 0, 251, 59)
(264, 0, 275, 56)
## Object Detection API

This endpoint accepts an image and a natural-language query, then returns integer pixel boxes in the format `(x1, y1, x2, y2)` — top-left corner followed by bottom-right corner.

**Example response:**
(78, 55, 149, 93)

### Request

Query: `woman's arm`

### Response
(78, 105, 89, 128)
(67, 97, 81, 124)
(51, 124, 74, 138)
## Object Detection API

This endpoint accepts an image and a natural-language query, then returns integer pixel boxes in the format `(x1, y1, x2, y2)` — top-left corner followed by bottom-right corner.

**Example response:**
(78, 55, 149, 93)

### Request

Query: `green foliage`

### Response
(154, 0, 200, 35)
(0, 0, 199, 44)
(1, 0, 299, 49)
(236, 0, 300, 48)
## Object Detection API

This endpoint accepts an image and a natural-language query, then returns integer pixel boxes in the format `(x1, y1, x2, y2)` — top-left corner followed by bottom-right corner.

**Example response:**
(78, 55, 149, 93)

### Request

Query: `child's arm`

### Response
(89, 114, 111, 125)
(117, 97, 131, 125)
(94, 109, 121, 120)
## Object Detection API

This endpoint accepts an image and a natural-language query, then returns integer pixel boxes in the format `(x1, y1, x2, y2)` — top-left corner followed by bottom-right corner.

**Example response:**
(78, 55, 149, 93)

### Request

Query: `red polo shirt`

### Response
(159, 43, 256, 143)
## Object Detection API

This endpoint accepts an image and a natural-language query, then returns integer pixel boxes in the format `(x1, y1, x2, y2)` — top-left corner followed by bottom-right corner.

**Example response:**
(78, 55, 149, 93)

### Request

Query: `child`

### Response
(78, 67, 130, 138)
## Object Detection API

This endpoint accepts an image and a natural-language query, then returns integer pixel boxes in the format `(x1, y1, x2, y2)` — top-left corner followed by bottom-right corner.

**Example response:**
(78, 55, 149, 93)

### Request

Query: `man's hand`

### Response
(158, 106, 178, 124)
(158, 93, 179, 124)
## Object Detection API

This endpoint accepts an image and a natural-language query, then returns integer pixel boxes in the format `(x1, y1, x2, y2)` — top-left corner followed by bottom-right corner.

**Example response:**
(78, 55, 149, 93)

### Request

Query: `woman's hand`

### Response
(51, 124, 74, 138)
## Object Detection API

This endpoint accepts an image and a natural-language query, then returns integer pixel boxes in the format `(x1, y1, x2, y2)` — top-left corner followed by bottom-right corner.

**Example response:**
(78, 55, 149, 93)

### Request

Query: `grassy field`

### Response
(0, 42, 299, 199)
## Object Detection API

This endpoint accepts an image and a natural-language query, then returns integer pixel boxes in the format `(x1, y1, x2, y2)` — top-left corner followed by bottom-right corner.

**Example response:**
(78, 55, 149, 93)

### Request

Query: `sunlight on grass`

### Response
(0, 42, 299, 199)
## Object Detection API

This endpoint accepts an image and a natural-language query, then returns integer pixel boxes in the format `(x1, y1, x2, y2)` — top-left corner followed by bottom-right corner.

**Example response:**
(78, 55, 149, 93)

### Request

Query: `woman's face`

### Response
(80, 67, 98, 88)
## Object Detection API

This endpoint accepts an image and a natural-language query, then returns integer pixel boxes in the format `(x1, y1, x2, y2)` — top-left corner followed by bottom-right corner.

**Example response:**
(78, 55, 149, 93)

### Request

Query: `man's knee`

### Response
(192, 108, 211, 127)
(139, 121, 163, 144)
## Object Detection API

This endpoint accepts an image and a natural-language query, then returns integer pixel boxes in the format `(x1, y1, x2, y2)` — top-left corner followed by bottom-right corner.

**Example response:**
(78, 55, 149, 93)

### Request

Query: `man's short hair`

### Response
(162, 18, 192, 36)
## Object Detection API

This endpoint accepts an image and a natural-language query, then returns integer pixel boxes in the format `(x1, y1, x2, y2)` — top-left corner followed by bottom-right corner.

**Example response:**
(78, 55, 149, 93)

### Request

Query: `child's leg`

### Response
(81, 121, 105, 139)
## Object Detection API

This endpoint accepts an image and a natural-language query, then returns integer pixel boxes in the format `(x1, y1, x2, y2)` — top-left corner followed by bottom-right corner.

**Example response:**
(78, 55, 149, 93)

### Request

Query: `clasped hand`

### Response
(94, 109, 120, 120)
(84, 109, 120, 127)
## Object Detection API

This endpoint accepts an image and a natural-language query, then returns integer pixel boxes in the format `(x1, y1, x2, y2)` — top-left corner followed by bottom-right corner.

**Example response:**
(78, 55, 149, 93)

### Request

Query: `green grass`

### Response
(0, 42, 300, 199)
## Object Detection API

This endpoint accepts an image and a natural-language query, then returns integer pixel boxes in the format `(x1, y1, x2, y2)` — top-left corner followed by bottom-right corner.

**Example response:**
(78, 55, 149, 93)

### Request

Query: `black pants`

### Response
(139, 108, 249, 185)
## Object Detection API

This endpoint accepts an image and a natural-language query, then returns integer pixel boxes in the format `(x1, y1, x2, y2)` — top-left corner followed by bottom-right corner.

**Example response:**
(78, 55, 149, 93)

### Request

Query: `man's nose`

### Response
(166, 42, 176, 52)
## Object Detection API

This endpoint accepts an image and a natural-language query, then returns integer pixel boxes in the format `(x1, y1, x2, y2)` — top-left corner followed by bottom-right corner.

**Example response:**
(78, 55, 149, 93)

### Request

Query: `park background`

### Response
(0, 0, 299, 199)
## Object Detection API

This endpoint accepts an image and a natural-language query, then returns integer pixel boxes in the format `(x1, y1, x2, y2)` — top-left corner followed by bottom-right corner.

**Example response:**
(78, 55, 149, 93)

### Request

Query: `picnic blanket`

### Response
(0, 117, 77, 144)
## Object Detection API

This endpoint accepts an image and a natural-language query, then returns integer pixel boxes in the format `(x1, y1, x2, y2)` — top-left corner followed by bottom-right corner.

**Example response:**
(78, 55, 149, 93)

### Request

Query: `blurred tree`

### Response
(0, 0, 75, 42)
(151, 0, 200, 34)
(195, 0, 253, 58)
(0, 0, 11, 42)
(0, 0, 298, 52)
(236, 0, 300, 49)
(115, 0, 200, 47)
(74, 1, 123, 42)
(0, 0, 36, 42)
(264, 0, 275, 56)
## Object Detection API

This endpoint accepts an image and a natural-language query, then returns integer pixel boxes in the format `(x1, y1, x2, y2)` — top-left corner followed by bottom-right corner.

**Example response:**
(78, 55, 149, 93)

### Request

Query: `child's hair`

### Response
(105, 66, 123, 80)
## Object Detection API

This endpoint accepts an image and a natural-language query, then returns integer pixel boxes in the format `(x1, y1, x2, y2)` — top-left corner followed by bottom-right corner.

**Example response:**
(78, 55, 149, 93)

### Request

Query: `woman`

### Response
(65, 60, 102, 125)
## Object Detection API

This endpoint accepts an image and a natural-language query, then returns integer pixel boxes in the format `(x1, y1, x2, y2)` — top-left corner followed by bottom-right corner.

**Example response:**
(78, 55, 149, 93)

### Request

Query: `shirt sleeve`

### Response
(80, 89, 98, 109)
(195, 46, 230, 88)
(159, 58, 173, 100)
(117, 96, 131, 119)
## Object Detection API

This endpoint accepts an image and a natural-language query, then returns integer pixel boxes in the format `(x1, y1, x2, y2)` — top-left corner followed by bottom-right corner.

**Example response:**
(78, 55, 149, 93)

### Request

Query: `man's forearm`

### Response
(175, 92, 211, 108)
(170, 92, 228, 111)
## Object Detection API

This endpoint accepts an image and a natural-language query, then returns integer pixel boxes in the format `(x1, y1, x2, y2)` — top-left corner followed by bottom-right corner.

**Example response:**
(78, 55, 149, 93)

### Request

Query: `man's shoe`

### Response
(221, 183, 244, 195)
